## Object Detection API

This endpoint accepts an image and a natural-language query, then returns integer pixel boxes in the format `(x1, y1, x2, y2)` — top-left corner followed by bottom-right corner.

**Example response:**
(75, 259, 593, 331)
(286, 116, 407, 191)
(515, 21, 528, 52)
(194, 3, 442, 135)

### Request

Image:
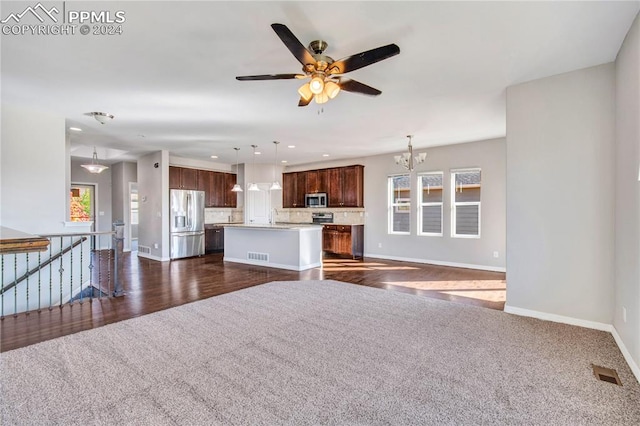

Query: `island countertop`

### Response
(223, 223, 322, 230)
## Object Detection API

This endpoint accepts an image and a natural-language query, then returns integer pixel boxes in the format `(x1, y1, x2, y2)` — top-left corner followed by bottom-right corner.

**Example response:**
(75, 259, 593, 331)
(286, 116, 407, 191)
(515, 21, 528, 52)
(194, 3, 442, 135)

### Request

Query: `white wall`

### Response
(137, 151, 169, 261)
(506, 63, 616, 325)
(1, 105, 69, 234)
(70, 158, 112, 234)
(111, 161, 138, 251)
(614, 12, 640, 372)
(364, 138, 505, 270)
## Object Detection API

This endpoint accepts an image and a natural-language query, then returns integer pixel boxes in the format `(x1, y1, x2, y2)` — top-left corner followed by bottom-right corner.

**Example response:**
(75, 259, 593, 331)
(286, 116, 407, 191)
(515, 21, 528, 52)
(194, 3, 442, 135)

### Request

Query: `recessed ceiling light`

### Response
(322, 154, 330, 157)
(69, 127, 82, 131)
(287, 145, 295, 149)
(281, 160, 288, 163)
(255, 152, 261, 155)
(210, 155, 218, 159)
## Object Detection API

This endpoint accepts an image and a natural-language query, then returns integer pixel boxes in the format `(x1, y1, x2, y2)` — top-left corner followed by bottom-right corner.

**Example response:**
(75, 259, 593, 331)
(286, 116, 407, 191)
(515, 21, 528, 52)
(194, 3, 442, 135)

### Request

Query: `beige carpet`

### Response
(1, 280, 639, 425)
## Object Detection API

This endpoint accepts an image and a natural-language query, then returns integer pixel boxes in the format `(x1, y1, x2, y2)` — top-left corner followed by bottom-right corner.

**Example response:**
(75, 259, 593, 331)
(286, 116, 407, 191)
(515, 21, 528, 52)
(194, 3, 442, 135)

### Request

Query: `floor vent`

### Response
(247, 252, 269, 262)
(138, 245, 151, 254)
(592, 364, 622, 386)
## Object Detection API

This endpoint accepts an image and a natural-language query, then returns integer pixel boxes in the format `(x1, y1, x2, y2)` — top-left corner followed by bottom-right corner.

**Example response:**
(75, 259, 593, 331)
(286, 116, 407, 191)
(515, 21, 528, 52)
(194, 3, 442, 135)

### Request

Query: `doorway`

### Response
(129, 182, 138, 252)
(70, 184, 95, 227)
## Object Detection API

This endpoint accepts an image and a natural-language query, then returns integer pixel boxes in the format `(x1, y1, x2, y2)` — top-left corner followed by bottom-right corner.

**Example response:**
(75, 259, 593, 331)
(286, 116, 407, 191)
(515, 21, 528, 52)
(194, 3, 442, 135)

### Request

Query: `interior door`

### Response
(246, 184, 271, 224)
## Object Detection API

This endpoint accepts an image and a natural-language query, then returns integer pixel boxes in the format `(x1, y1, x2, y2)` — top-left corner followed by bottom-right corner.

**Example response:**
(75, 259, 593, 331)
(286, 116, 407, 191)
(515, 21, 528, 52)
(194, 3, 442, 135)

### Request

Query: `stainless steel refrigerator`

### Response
(170, 189, 205, 259)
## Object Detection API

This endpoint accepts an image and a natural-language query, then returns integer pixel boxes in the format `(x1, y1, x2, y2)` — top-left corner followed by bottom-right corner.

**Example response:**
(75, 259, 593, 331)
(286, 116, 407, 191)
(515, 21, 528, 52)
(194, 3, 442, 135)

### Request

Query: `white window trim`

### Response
(388, 175, 410, 235)
(417, 172, 443, 237)
(451, 168, 481, 239)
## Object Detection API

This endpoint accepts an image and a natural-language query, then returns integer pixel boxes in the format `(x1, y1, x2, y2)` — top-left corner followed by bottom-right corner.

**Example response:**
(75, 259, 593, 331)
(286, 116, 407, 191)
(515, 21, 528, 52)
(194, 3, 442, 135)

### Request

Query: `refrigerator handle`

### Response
(186, 193, 192, 227)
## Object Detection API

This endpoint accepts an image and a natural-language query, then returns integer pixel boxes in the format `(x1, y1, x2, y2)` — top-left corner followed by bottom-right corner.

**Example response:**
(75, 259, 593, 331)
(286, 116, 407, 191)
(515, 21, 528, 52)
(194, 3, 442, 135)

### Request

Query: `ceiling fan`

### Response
(236, 23, 400, 107)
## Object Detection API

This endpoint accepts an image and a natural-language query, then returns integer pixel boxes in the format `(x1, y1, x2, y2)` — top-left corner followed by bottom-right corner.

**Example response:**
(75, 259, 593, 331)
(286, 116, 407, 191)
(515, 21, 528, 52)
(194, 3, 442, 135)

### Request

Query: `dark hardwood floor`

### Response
(0, 253, 506, 353)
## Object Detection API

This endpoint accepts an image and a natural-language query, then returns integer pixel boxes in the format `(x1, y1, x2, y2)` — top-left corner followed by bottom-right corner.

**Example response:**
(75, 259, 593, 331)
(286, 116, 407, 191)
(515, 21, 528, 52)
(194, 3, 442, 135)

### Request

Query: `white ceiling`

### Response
(2, 1, 638, 166)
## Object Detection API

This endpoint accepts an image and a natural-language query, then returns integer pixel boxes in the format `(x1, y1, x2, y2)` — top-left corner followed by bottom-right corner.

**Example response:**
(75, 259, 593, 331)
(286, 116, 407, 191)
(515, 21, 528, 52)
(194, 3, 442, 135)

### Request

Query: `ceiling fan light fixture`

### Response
(298, 83, 313, 102)
(315, 91, 329, 104)
(324, 81, 340, 99)
(309, 74, 325, 95)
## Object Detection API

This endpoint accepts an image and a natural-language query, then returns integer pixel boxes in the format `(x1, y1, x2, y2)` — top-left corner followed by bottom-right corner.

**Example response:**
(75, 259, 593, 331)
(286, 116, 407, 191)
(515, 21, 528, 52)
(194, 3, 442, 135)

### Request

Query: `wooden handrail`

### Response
(0, 236, 88, 295)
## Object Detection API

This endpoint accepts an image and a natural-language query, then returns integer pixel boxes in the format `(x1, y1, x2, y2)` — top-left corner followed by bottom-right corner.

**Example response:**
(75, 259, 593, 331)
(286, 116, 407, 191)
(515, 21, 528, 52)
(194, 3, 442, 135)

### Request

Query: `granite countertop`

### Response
(224, 223, 323, 230)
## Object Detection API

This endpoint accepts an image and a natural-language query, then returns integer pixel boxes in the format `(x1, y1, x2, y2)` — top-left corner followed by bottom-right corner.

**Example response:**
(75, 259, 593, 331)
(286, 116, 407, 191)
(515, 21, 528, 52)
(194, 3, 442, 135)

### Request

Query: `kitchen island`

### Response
(223, 224, 323, 271)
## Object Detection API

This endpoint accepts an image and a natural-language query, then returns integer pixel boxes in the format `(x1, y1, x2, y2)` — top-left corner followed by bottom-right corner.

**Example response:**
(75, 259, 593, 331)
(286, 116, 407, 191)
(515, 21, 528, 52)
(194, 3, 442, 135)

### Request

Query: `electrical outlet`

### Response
(493, 251, 499, 258)
(153, 243, 159, 249)
(99, 211, 104, 216)
(623, 307, 627, 323)
(343, 212, 347, 217)
(360, 212, 363, 217)
(378, 243, 382, 248)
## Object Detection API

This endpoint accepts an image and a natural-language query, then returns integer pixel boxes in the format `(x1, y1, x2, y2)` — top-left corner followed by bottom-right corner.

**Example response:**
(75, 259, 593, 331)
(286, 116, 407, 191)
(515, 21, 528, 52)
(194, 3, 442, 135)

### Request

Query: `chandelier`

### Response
(394, 135, 426, 171)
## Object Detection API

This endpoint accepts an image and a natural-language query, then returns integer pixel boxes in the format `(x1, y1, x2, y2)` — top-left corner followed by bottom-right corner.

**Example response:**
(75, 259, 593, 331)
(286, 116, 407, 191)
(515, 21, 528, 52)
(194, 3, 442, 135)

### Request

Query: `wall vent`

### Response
(592, 364, 622, 386)
(247, 252, 269, 262)
(138, 245, 151, 254)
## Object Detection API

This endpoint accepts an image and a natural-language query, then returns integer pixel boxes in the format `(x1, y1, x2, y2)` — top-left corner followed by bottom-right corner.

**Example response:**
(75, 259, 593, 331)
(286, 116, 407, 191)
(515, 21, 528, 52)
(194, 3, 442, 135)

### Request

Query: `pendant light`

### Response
(248, 144, 260, 191)
(81, 147, 109, 174)
(270, 141, 282, 190)
(231, 147, 243, 192)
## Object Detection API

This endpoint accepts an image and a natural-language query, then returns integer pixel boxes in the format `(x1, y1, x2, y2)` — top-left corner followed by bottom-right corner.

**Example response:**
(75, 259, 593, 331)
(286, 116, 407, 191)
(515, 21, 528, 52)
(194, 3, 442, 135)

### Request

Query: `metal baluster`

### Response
(37, 251, 42, 312)
(48, 239, 53, 310)
(13, 254, 18, 317)
(79, 237, 84, 304)
(59, 237, 64, 309)
(88, 240, 94, 302)
(69, 236, 74, 306)
(98, 246, 102, 299)
(1, 255, 4, 319)
(25, 253, 30, 314)
(107, 238, 112, 296)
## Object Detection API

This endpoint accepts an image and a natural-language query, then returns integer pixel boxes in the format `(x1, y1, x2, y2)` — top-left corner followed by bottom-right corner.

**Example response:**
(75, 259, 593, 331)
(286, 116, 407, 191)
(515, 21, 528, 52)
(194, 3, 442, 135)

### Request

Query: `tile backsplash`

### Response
(205, 208, 244, 224)
(275, 208, 365, 225)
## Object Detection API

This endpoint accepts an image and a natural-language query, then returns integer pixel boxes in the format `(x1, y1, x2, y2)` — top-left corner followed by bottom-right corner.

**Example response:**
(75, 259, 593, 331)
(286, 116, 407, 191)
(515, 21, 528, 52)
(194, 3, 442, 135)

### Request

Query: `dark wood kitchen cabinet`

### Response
(224, 173, 238, 208)
(283, 172, 306, 208)
(169, 166, 199, 190)
(208, 172, 226, 207)
(205, 226, 224, 254)
(327, 165, 364, 208)
(283, 166, 362, 208)
(322, 224, 364, 259)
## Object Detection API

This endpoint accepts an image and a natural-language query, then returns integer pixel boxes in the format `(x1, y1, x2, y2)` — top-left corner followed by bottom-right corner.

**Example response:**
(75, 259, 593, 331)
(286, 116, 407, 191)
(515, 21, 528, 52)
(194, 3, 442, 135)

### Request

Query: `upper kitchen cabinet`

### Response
(208, 172, 226, 207)
(283, 165, 364, 208)
(283, 172, 306, 208)
(306, 169, 328, 194)
(327, 165, 364, 208)
(169, 166, 199, 190)
(223, 173, 237, 208)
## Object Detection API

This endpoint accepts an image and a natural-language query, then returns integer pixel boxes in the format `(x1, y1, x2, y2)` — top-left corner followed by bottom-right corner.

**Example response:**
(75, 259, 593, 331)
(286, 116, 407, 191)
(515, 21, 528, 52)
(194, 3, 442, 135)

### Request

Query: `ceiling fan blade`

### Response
(329, 44, 400, 74)
(338, 79, 382, 96)
(298, 96, 312, 107)
(271, 23, 316, 66)
(236, 74, 304, 81)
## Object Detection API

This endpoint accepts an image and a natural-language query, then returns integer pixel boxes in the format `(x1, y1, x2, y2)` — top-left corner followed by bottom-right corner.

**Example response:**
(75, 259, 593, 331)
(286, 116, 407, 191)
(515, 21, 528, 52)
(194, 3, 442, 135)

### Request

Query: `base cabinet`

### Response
(205, 226, 224, 254)
(322, 225, 364, 259)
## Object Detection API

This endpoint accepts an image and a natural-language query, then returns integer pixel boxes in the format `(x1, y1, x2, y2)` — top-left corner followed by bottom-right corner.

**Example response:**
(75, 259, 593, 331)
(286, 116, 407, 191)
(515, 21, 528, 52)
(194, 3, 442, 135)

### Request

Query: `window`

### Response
(418, 172, 443, 236)
(451, 169, 481, 238)
(388, 174, 410, 234)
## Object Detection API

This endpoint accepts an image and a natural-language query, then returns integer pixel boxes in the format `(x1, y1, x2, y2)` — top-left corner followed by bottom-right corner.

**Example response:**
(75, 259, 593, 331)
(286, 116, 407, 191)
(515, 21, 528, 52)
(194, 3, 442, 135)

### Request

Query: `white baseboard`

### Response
(223, 256, 321, 272)
(136, 252, 169, 262)
(504, 304, 640, 383)
(503, 305, 612, 331)
(364, 253, 506, 273)
(611, 326, 640, 383)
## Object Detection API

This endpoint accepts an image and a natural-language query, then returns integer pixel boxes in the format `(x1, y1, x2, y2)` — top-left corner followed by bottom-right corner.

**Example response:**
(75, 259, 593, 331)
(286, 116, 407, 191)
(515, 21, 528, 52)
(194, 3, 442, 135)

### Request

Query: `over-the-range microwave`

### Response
(305, 193, 327, 208)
